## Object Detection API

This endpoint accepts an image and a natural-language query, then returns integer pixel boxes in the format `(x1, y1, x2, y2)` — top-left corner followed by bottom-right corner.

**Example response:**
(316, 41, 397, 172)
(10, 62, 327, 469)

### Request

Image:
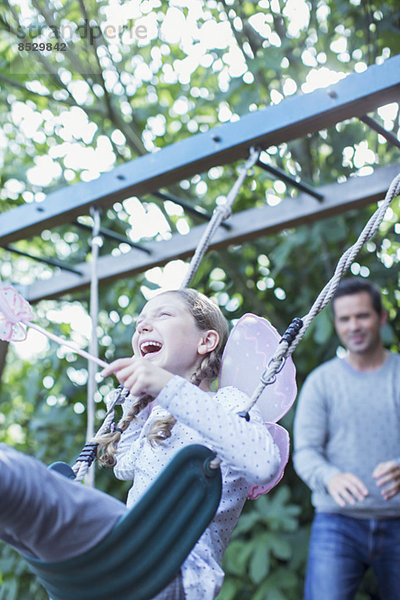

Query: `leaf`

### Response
(253, 493, 271, 519)
(214, 577, 237, 600)
(232, 510, 262, 535)
(313, 310, 334, 345)
(249, 539, 270, 585)
(269, 534, 292, 560)
(266, 589, 287, 600)
(223, 540, 256, 576)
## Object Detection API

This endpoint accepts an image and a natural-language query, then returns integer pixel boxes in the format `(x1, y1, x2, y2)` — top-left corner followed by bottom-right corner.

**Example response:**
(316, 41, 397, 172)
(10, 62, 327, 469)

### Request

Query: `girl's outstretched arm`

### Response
(157, 376, 281, 486)
(101, 359, 281, 485)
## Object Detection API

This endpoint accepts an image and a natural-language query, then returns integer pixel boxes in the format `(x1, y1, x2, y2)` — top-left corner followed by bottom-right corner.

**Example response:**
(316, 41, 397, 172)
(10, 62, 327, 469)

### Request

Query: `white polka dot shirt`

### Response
(114, 376, 280, 600)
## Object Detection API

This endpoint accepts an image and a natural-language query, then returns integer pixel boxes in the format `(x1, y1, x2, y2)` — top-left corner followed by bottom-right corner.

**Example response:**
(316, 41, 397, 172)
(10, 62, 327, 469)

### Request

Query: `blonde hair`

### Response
(97, 289, 229, 467)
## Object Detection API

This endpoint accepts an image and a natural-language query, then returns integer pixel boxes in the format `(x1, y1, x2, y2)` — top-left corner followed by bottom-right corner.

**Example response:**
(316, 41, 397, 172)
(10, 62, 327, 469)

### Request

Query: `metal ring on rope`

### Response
(260, 355, 286, 386)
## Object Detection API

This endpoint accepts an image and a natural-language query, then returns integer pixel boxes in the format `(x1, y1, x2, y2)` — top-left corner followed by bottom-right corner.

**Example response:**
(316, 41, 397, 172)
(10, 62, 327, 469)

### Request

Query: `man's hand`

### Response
(101, 357, 173, 398)
(327, 473, 369, 507)
(373, 461, 400, 501)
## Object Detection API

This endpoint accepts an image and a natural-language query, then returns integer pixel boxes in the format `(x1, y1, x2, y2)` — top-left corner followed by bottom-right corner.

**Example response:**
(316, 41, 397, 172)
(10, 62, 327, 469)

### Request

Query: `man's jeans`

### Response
(305, 512, 400, 600)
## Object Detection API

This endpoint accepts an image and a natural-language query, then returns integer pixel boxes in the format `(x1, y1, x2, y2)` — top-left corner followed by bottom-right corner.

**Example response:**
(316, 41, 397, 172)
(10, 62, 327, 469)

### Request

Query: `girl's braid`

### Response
(148, 348, 222, 445)
(96, 393, 153, 467)
(190, 348, 221, 387)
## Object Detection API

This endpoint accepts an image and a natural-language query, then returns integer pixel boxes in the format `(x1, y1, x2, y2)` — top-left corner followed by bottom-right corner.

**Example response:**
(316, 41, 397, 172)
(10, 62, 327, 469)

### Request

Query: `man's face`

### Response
(333, 291, 386, 356)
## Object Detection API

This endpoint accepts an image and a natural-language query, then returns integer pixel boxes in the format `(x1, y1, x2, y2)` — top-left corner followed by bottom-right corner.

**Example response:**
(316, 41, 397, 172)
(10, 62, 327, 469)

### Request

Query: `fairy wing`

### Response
(219, 313, 297, 498)
(0, 320, 28, 342)
(0, 285, 34, 342)
(248, 423, 290, 499)
(219, 313, 297, 424)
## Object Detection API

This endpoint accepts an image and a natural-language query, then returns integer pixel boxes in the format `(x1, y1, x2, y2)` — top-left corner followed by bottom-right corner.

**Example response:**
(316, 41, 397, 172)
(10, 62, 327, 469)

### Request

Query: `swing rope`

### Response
(180, 146, 260, 288)
(73, 209, 102, 483)
(72, 387, 128, 481)
(241, 170, 400, 414)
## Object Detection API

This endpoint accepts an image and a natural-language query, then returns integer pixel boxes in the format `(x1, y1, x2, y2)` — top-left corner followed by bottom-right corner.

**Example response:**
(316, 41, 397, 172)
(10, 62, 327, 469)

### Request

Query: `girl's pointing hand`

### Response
(101, 358, 173, 398)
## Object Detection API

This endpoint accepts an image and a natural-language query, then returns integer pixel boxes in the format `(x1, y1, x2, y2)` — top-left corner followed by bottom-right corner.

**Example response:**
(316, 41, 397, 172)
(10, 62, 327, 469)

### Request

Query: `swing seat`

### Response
(25, 444, 222, 600)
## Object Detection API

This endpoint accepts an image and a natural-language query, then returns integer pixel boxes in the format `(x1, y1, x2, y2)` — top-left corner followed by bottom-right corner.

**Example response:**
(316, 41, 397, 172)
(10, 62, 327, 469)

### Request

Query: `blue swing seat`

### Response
(25, 444, 222, 600)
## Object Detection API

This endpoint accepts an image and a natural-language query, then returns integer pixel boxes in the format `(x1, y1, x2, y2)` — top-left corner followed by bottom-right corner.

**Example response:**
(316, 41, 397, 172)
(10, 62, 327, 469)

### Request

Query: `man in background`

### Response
(293, 278, 400, 600)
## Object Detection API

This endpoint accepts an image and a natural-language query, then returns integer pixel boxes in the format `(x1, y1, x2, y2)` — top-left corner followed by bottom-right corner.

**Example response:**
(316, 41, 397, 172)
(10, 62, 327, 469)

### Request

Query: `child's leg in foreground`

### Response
(0, 443, 126, 561)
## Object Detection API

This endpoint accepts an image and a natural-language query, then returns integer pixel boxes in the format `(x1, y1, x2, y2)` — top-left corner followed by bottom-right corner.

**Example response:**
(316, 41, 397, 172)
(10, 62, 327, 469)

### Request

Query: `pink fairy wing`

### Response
(0, 284, 108, 367)
(0, 285, 34, 342)
(0, 319, 28, 342)
(248, 423, 290, 499)
(0, 285, 34, 322)
(219, 313, 297, 423)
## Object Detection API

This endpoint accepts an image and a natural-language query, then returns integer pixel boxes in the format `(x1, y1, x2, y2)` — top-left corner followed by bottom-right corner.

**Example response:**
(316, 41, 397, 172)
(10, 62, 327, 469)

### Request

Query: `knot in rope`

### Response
(74, 442, 99, 468)
(213, 203, 232, 221)
(280, 318, 303, 345)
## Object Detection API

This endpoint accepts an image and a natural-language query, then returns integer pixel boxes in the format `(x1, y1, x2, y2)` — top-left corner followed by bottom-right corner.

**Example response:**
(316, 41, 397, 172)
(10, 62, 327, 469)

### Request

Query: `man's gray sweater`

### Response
(293, 353, 400, 518)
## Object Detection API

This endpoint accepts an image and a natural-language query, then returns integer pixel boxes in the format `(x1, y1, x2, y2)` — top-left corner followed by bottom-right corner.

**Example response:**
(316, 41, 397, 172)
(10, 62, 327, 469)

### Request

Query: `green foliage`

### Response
(217, 487, 305, 599)
(0, 546, 47, 600)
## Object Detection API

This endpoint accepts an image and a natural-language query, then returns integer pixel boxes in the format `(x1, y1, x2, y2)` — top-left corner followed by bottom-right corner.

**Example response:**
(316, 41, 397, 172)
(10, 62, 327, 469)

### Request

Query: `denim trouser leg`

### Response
(305, 513, 366, 600)
(305, 513, 400, 600)
(370, 518, 400, 600)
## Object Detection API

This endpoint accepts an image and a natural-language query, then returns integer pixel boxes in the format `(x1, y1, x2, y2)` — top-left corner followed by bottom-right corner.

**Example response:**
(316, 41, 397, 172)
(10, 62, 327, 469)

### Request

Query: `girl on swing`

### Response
(0, 288, 281, 600)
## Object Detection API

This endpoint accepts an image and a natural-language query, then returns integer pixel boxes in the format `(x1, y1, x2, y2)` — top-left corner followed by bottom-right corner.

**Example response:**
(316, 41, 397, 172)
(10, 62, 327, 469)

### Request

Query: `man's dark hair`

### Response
(332, 278, 383, 315)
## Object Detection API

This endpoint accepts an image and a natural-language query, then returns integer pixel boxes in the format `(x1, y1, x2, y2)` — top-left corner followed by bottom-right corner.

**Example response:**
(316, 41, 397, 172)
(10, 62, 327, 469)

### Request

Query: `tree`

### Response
(0, 0, 399, 597)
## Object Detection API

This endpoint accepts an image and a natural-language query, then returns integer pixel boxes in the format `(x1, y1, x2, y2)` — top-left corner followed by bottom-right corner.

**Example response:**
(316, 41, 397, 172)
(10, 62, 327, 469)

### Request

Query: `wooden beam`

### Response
(0, 56, 399, 245)
(23, 163, 400, 302)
